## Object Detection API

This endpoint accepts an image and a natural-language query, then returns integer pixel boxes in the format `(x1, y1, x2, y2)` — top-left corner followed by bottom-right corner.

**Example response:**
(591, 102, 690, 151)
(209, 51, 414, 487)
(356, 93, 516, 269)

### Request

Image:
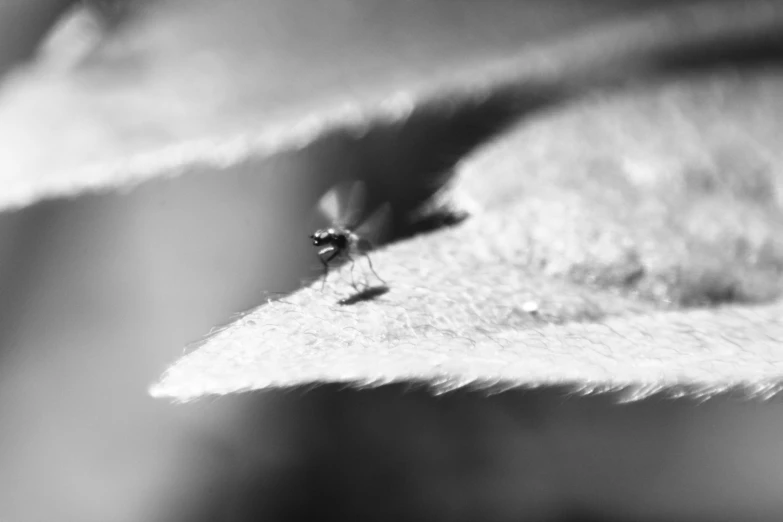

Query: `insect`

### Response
(310, 180, 389, 290)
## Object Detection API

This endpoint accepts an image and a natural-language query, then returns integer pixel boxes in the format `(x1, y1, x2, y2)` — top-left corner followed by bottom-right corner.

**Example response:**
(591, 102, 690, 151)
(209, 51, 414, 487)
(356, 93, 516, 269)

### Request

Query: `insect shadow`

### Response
(337, 284, 390, 306)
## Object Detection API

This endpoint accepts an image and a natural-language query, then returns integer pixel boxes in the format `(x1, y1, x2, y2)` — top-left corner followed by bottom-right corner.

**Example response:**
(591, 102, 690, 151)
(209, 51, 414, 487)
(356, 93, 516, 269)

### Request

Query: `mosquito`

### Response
(310, 180, 390, 290)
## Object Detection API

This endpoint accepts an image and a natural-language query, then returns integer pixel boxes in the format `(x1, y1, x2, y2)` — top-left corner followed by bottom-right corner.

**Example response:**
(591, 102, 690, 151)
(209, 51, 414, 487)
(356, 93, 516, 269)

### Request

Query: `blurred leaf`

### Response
(1, 0, 778, 209)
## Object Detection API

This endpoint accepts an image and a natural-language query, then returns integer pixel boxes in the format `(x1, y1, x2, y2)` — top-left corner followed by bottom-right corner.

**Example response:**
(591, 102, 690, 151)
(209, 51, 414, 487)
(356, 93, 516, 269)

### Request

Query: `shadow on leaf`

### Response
(338, 285, 390, 306)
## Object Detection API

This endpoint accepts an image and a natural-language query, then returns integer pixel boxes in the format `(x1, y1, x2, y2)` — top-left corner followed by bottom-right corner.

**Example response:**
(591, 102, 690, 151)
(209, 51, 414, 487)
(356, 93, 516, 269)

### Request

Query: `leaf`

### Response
(2, 0, 779, 210)
(151, 4, 783, 402)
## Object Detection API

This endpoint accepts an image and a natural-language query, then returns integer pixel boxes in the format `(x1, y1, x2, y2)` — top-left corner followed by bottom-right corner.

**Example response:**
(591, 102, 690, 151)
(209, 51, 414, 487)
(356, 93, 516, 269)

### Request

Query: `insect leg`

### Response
(347, 254, 358, 290)
(317, 255, 329, 290)
(363, 252, 386, 285)
(318, 247, 340, 290)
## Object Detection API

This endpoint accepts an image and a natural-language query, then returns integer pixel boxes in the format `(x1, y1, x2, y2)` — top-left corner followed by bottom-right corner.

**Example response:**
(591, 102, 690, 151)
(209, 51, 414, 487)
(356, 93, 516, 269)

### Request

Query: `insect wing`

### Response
(316, 179, 367, 228)
(340, 179, 368, 229)
(353, 201, 392, 253)
(316, 184, 342, 225)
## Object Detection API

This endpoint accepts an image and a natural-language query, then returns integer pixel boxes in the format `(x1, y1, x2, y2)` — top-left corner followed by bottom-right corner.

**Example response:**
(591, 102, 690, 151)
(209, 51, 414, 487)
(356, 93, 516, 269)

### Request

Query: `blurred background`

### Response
(1, 1, 783, 521)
